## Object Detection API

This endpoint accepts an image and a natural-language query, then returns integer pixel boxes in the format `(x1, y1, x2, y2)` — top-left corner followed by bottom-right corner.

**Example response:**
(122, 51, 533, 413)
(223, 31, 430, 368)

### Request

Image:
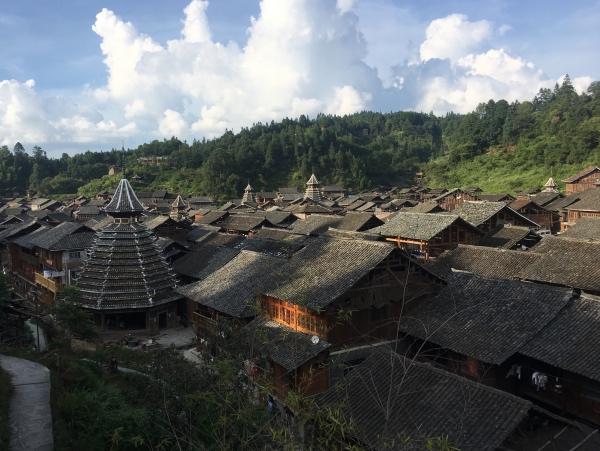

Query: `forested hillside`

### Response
(428, 76, 600, 192)
(1, 76, 599, 198)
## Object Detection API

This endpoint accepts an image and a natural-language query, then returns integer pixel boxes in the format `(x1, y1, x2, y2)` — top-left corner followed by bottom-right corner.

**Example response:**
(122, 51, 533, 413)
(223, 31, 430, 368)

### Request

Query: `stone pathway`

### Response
(0, 355, 53, 451)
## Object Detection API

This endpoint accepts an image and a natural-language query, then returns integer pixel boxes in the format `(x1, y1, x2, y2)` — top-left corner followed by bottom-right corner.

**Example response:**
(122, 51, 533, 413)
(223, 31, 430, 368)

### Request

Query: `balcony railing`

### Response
(34, 272, 61, 294)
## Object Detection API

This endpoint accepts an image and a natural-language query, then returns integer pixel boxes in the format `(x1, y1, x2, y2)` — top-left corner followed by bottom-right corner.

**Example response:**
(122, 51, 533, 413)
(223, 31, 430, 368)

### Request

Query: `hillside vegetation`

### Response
(426, 76, 600, 192)
(1, 76, 599, 198)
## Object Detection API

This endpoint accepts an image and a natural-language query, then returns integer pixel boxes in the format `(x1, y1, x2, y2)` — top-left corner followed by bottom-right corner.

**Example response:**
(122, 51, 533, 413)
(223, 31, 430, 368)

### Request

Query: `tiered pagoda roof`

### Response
(304, 174, 322, 202)
(76, 179, 179, 310)
(241, 183, 255, 204)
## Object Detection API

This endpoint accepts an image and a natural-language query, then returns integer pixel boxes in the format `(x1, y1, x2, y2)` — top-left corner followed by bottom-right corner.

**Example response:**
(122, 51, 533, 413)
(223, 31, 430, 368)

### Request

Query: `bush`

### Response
(0, 368, 12, 451)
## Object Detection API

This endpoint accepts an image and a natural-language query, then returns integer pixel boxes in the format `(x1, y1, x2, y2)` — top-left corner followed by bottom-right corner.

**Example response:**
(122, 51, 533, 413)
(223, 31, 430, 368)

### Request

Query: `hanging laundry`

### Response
(506, 364, 522, 380)
(531, 372, 548, 391)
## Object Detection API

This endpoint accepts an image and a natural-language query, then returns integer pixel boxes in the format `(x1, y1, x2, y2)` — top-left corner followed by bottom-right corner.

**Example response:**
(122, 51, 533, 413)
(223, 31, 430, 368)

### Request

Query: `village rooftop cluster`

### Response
(1, 166, 600, 449)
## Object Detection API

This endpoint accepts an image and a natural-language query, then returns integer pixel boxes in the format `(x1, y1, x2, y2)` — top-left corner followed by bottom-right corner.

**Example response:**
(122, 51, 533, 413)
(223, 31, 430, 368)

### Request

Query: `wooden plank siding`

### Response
(565, 169, 600, 194)
(437, 191, 478, 212)
(263, 296, 328, 338)
(562, 209, 600, 231)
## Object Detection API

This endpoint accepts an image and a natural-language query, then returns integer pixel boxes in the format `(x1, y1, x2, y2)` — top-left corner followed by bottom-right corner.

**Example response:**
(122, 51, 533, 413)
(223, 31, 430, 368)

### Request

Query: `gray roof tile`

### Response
(400, 273, 573, 364)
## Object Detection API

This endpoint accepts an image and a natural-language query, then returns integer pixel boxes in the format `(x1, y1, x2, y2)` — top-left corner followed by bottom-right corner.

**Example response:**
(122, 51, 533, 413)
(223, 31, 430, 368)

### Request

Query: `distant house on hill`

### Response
(108, 165, 121, 176)
(432, 188, 479, 211)
(562, 166, 600, 194)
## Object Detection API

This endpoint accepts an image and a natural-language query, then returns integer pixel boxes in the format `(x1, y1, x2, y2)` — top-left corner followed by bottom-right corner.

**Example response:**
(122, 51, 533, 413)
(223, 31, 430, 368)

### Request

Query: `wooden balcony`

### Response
(192, 312, 218, 337)
(34, 272, 61, 294)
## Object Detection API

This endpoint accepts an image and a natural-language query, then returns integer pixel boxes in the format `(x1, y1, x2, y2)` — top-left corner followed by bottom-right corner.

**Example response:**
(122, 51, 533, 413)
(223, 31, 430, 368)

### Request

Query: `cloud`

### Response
(420, 14, 492, 63)
(0, 2, 594, 153)
(182, 0, 212, 43)
(403, 16, 556, 114)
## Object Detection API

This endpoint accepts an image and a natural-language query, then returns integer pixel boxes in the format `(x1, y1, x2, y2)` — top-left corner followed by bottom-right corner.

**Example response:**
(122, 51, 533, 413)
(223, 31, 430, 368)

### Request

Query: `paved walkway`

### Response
(0, 355, 53, 451)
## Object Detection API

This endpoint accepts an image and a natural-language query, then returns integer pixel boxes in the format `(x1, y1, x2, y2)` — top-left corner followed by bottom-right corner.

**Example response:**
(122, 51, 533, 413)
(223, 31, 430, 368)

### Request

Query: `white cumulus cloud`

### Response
(0, 2, 594, 153)
(420, 14, 492, 63)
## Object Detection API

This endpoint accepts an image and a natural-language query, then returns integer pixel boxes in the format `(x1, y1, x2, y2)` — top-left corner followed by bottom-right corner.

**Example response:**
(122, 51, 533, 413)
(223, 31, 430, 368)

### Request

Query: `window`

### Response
(69, 251, 81, 259)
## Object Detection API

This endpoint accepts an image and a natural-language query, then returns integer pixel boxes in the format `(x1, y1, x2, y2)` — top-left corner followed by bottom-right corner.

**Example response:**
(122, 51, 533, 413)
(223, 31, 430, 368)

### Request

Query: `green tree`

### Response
(53, 287, 96, 341)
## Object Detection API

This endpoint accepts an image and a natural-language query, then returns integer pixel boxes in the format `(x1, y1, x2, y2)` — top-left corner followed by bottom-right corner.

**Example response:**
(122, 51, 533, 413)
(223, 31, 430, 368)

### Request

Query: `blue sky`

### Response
(0, 0, 598, 154)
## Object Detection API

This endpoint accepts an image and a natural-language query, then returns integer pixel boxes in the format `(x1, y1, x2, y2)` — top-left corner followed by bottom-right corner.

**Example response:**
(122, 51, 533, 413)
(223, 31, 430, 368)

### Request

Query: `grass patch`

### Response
(0, 367, 12, 451)
(426, 150, 596, 194)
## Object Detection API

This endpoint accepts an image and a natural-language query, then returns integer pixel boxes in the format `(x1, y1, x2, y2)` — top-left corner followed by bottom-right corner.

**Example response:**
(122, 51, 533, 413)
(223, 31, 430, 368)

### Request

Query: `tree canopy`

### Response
(3, 76, 600, 197)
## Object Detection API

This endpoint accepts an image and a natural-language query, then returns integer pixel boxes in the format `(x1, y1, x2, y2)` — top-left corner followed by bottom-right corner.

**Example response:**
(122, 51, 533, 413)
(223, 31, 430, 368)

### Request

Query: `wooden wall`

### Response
(565, 170, 600, 194)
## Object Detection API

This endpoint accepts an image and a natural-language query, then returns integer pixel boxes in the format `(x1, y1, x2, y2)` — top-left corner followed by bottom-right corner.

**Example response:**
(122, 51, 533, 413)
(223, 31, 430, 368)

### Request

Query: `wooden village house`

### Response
(178, 235, 444, 398)
(7, 222, 95, 305)
(452, 200, 540, 233)
(373, 211, 483, 260)
(562, 166, 600, 194)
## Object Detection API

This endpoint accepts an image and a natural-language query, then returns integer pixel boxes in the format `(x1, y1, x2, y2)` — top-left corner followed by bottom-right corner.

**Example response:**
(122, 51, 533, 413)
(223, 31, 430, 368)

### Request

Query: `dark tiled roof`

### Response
(406, 200, 443, 213)
(0, 219, 40, 241)
(76, 220, 179, 310)
(266, 237, 395, 311)
(240, 237, 306, 258)
(185, 225, 220, 242)
(86, 216, 112, 231)
(318, 347, 531, 451)
(28, 222, 89, 251)
(290, 214, 341, 235)
(260, 210, 296, 226)
(477, 193, 514, 202)
(478, 225, 535, 249)
(286, 201, 333, 215)
(197, 210, 228, 225)
(26, 210, 71, 223)
(177, 250, 283, 318)
(104, 179, 144, 214)
(520, 236, 600, 292)
(426, 245, 542, 280)
(355, 201, 376, 212)
(544, 192, 581, 212)
(76, 205, 100, 216)
(344, 199, 367, 211)
(530, 191, 561, 207)
(561, 217, 600, 240)
(520, 295, 600, 382)
(400, 273, 573, 364)
(253, 227, 304, 241)
(432, 187, 461, 201)
(87, 199, 108, 207)
(374, 212, 478, 241)
(334, 212, 383, 232)
(173, 245, 240, 280)
(50, 231, 95, 251)
(143, 215, 172, 230)
(562, 166, 600, 183)
(217, 214, 270, 232)
(566, 187, 600, 212)
(245, 318, 330, 371)
(509, 198, 543, 211)
(201, 233, 245, 248)
(12, 226, 50, 249)
(453, 201, 538, 227)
